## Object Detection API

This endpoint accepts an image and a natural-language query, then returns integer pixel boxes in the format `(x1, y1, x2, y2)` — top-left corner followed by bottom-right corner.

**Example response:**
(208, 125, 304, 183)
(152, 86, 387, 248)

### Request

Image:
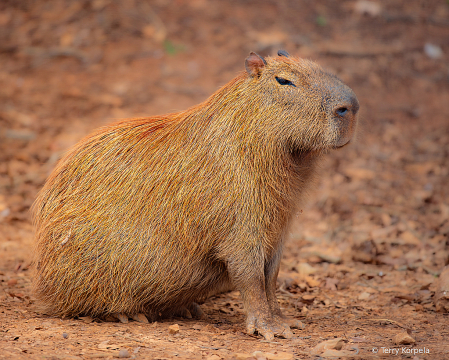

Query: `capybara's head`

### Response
(244, 50, 359, 153)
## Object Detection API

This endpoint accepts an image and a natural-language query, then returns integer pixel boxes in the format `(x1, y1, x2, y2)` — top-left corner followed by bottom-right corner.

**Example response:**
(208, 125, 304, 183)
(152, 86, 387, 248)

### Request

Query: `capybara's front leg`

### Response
(226, 247, 292, 341)
(265, 245, 304, 330)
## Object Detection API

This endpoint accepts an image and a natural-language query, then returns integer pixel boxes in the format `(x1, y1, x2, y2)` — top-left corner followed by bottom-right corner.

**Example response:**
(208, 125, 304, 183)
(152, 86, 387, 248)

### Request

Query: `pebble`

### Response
(62, 332, 69, 339)
(118, 349, 130, 358)
(393, 332, 416, 345)
(424, 43, 443, 59)
(168, 324, 180, 334)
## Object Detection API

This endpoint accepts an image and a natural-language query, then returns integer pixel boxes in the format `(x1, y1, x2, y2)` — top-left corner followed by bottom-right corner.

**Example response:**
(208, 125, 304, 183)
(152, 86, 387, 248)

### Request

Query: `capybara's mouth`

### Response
(334, 140, 350, 149)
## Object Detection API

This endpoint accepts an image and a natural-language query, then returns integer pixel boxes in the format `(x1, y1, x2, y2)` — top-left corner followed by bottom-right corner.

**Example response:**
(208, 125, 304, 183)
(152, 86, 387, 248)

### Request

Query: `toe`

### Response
(115, 313, 129, 324)
(280, 327, 293, 339)
(260, 328, 275, 341)
(189, 302, 207, 320)
(287, 318, 305, 330)
(131, 313, 149, 323)
(246, 323, 256, 335)
(246, 315, 256, 335)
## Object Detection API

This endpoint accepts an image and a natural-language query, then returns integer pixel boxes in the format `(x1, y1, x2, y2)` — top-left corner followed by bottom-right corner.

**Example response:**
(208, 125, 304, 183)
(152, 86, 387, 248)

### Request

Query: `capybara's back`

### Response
(33, 51, 359, 340)
(33, 115, 237, 317)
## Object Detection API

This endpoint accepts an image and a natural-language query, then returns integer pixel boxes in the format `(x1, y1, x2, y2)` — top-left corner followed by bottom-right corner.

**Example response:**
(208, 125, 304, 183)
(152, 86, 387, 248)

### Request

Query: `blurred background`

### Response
(1, 0, 449, 289)
(0, 0, 449, 356)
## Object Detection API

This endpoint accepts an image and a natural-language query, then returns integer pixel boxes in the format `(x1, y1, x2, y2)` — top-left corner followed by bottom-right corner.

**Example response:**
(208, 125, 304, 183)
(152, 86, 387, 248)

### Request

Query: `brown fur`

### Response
(32, 52, 359, 340)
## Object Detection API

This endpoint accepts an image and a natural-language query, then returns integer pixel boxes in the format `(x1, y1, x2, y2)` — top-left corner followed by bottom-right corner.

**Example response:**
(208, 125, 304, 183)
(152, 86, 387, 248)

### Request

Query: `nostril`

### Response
(336, 107, 348, 117)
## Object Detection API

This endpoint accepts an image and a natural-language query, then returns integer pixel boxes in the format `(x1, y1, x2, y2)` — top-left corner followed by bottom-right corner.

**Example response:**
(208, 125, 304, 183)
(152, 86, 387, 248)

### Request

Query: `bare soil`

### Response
(1, 1, 449, 359)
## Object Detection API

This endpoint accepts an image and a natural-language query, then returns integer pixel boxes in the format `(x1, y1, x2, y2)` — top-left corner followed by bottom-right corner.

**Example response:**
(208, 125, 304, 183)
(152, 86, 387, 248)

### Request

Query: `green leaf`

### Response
(316, 15, 327, 27)
(163, 40, 184, 56)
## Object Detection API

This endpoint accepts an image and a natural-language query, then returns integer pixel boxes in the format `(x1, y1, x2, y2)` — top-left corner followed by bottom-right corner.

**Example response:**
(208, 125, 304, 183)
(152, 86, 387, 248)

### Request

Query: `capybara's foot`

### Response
(188, 302, 206, 320)
(246, 314, 293, 341)
(131, 313, 149, 323)
(114, 313, 129, 323)
(111, 313, 150, 324)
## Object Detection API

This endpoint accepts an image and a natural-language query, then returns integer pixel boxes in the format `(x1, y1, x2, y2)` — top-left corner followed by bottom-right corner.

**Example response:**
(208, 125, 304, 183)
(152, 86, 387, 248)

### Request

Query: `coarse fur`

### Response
(32, 52, 359, 340)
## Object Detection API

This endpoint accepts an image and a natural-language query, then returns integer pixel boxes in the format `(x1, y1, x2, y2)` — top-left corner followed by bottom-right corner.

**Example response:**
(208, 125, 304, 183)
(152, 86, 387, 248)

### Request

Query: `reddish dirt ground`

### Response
(1, 1, 449, 359)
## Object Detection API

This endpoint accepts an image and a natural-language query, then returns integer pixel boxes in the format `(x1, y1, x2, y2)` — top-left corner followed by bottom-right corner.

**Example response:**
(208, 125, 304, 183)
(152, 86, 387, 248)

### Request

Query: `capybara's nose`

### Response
(333, 94, 359, 118)
(332, 92, 359, 148)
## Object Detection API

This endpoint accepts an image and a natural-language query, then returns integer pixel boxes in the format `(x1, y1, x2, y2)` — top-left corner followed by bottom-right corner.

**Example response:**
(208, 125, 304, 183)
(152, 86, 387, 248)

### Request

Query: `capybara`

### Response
(32, 50, 359, 340)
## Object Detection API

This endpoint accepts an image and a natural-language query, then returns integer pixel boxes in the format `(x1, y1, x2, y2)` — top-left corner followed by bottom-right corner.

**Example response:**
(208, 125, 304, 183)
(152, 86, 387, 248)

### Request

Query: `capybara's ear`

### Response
(245, 52, 266, 77)
(277, 49, 290, 57)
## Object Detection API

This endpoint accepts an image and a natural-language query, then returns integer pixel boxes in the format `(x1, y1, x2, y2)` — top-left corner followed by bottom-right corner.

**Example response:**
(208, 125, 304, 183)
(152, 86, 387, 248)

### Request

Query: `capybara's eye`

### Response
(336, 107, 348, 116)
(275, 77, 296, 87)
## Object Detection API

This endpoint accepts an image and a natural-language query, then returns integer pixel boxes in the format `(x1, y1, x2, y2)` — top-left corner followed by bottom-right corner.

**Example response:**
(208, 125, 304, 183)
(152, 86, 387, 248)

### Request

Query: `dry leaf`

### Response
(311, 338, 344, 355)
(400, 231, 421, 245)
(301, 246, 342, 264)
(305, 276, 321, 288)
(344, 167, 376, 180)
(7, 279, 18, 286)
(358, 292, 371, 300)
(233, 353, 252, 360)
(324, 278, 339, 291)
(205, 355, 221, 360)
(371, 225, 397, 239)
(142, 24, 167, 42)
(296, 262, 318, 277)
(98, 341, 120, 350)
(354, 0, 382, 16)
(253, 351, 293, 360)
(405, 162, 437, 176)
